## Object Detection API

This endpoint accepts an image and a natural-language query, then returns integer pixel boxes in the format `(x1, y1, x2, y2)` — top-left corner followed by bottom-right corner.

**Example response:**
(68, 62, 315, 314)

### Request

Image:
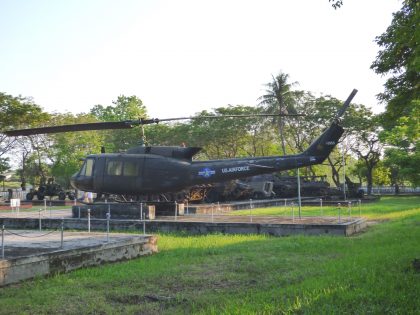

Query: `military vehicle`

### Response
(189, 180, 253, 203)
(25, 177, 75, 201)
(4, 89, 357, 203)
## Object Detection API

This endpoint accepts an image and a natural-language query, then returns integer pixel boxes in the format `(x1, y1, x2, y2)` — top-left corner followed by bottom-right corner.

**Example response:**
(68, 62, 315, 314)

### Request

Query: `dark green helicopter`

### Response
(4, 89, 357, 201)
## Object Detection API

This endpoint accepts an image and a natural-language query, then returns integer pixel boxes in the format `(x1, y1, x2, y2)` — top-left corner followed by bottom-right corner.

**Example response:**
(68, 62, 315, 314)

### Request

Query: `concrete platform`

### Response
(0, 212, 367, 238)
(147, 215, 367, 236)
(0, 230, 157, 286)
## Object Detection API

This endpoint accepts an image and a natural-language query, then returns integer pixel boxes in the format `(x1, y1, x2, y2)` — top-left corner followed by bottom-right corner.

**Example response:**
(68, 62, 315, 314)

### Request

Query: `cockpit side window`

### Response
(123, 161, 138, 176)
(107, 160, 123, 176)
(85, 158, 95, 177)
(80, 158, 95, 177)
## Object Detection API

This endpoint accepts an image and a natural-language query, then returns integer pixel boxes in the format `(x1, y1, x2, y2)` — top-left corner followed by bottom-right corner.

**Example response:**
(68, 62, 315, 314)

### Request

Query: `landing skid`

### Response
(92, 192, 188, 204)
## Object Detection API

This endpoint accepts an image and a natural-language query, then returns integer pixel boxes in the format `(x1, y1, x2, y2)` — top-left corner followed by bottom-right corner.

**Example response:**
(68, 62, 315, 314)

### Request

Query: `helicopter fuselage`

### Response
(70, 121, 344, 196)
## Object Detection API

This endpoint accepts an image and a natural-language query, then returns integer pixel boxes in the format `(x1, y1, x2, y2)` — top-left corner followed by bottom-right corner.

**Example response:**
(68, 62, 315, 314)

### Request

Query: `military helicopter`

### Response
(3, 89, 357, 202)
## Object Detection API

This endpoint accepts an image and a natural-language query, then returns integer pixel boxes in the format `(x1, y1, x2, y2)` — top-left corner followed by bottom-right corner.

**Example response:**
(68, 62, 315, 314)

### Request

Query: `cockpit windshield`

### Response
(79, 158, 95, 177)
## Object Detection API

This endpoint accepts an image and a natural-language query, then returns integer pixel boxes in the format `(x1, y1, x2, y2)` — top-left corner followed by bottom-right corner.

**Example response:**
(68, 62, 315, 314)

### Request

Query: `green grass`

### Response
(234, 196, 420, 220)
(0, 197, 419, 314)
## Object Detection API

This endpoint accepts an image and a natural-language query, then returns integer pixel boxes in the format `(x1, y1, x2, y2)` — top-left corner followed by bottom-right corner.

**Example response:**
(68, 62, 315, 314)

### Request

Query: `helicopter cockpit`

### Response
(71, 157, 95, 191)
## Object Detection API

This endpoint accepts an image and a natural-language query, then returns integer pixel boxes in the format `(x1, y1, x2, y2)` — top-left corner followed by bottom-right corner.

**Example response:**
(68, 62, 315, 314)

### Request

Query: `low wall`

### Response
(0, 234, 157, 286)
(0, 217, 366, 237)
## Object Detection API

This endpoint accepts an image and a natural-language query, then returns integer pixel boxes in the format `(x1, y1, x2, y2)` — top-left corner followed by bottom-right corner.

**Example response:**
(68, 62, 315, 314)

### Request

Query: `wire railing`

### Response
(0, 209, 148, 260)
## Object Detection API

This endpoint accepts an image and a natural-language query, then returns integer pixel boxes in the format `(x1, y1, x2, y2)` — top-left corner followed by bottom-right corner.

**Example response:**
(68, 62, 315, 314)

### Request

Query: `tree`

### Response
(188, 106, 276, 159)
(258, 72, 298, 155)
(288, 94, 373, 187)
(0, 93, 48, 160)
(384, 147, 420, 189)
(0, 157, 10, 174)
(0, 92, 50, 189)
(371, 0, 419, 187)
(371, 0, 419, 129)
(90, 95, 147, 152)
(350, 116, 383, 195)
(49, 113, 104, 188)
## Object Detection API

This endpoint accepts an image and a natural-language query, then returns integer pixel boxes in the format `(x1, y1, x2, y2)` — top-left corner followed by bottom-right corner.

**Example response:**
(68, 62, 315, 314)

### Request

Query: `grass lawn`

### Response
(0, 196, 419, 314)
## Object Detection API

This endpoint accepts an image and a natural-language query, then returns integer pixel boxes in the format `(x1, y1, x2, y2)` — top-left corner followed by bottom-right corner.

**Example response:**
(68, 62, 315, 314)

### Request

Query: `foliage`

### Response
(0, 92, 49, 166)
(48, 113, 104, 188)
(371, 0, 420, 187)
(371, 0, 419, 129)
(90, 95, 147, 152)
(145, 123, 185, 146)
(258, 72, 298, 155)
(0, 157, 10, 173)
(384, 147, 420, 187)
(329, 0, 343, 9)
(0, 93, 51, 189)
(15, 153, 51, 188)
(351, 160, 391, 187)
(189, 106, 279, 159)
(380, 101, 420, 187)
(350, 115, 383, 194)
(0, 197, 418, 314)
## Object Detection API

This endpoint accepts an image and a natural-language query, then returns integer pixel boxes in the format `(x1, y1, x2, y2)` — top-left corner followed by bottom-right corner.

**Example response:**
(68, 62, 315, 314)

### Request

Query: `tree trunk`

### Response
(366, 168, 373, 195)
(278, 119, 286, 155)
(327, 156, 341, 187)
(394, 183, 400, 195)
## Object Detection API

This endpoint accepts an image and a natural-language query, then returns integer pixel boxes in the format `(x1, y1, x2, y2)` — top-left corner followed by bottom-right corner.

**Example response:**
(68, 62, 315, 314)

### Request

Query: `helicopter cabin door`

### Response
(101, 156, 143, 195)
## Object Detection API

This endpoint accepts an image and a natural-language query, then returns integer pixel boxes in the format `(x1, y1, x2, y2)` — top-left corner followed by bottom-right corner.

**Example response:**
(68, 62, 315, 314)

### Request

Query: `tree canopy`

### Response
(371, 0, 420, 187)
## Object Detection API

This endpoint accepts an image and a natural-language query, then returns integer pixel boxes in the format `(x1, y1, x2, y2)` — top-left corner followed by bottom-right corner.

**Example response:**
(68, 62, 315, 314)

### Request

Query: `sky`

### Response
(0, 0, 401, 119)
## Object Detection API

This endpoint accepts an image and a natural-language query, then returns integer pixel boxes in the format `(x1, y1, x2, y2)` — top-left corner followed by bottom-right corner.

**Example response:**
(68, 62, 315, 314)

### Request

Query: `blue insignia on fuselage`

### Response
(198, 168, 216, 178)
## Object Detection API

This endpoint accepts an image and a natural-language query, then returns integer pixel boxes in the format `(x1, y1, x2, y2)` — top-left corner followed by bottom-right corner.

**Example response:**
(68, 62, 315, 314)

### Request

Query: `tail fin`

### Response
(303, 122, 344, 162)
(302, 89, 357, 162)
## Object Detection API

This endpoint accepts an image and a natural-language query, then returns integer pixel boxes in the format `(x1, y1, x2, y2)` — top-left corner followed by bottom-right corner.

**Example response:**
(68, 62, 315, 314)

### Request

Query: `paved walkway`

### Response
(0, 208, 73, 219)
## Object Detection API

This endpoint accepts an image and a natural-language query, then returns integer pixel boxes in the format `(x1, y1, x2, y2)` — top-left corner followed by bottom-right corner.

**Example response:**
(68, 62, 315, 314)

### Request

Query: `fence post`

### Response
(1, 225, 4, 259)
(174, 201, 177, 220)
(140, 202, 143, 220)
(39, 210, 42, 231)
(249, 205, 253, 223)
(143, 220, 146, 235)
(337, 203, 341, 223)
(87, 209, 91, 233)
(358, 199, 361, 216)
(60, 218, 64, 249)
(348, 201, 352, 218)
(78, 206, 81, 219)
(291, 202, 295, 223)
(320, 198, 323, 216)
(106, 212, 110, 243)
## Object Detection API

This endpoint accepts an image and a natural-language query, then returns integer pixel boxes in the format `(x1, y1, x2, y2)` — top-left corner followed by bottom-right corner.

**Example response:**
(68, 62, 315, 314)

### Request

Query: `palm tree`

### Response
(258, 72, 298, 155)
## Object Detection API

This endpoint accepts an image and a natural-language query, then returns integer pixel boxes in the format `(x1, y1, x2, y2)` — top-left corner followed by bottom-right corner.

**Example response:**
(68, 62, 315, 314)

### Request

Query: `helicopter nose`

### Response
(70, 173, 94, 191)
(70, 173, 78, 190)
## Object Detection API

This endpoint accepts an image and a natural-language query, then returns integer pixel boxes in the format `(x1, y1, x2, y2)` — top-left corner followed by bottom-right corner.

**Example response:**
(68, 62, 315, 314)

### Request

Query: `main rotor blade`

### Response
(3, 121, 134, 136)
(156, 113, 305, 123)
(3, 113, 305, 136)
(335, 89, 358, 120)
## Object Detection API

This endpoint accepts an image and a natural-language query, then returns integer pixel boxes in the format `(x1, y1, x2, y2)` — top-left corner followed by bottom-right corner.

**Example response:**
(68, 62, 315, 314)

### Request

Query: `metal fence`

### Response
(360, 186, 420, 194)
